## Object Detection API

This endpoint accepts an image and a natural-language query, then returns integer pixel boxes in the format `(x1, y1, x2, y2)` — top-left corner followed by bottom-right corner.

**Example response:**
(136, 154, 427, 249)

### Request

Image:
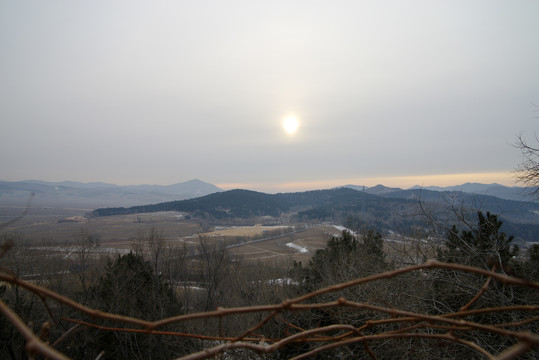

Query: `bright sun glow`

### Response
(283, 116, 299, 135)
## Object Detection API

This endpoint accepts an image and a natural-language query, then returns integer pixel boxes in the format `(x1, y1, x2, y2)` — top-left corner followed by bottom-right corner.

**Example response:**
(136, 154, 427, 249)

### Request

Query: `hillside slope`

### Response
(92, 187, 539, 244)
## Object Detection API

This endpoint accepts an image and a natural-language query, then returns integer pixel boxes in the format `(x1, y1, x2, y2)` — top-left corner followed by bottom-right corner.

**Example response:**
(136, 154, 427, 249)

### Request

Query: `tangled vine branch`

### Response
(1, 253, 538, 359)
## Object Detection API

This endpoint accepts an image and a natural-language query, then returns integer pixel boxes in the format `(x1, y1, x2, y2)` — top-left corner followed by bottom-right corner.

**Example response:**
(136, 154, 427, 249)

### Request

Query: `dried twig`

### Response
(0, 260, 537, 359)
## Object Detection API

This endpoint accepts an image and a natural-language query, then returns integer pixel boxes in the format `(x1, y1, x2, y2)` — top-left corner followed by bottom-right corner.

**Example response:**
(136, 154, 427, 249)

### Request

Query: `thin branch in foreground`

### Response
(0, 298, 69, 360)
(1, 260, 538, 359)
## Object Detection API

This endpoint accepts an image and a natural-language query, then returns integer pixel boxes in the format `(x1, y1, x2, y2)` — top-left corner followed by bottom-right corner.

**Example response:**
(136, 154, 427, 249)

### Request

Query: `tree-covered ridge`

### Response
(90, 186, 539, 243)
(91, 188, 382, 218)
(92, 187, 539, 223)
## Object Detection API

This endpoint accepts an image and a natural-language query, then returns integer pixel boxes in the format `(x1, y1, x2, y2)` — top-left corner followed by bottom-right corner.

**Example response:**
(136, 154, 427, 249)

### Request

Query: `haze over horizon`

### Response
(3, 173, 519, 195)
(2, 2, 538, 194)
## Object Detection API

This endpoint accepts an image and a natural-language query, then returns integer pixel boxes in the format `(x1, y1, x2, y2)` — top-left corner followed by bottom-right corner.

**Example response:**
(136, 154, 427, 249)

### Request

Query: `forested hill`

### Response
(91, 188, 386, 218)
(91, 187, 539, 223)
(91, 187, 539, 243)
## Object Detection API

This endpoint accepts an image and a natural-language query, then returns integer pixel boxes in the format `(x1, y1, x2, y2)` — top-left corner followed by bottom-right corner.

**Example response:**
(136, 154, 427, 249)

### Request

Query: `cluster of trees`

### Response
(282, 213, 539, 359)
(0, 227, 291, 359)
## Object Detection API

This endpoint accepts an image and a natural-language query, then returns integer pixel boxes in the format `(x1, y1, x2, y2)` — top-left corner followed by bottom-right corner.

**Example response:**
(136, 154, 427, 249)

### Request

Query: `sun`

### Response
(283, 116, 299, 135)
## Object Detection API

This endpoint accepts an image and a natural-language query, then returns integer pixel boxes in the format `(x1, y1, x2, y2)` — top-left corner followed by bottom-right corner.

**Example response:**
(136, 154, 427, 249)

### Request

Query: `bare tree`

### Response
(197, 236, 236, 312)
(162, 240, 189, 305)
(146, 227, 166, 276)
(514, 133, 539, 197)
(67, 229, 95, 297)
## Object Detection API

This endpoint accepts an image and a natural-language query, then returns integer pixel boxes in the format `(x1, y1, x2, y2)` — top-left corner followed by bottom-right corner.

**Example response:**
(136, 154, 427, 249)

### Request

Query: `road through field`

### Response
(225, 225, 313, 249)
(226, 225, 334, 263)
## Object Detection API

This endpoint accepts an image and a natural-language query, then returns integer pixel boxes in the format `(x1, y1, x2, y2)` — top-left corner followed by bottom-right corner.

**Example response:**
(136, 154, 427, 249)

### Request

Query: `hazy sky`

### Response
(1, 1, 538, 193)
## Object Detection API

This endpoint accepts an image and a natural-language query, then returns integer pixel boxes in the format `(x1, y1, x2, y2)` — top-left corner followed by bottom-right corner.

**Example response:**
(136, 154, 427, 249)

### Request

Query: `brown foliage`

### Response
(1, 234, 538, 360)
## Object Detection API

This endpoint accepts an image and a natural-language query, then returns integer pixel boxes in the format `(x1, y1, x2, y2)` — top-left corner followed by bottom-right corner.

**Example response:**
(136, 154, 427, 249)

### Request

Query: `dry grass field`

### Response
(0, 206, 337, 264)
(200, 224, 290, 237)
(226, 225, 336, 264)
(1, 205, 439, 270)
(1, 207, 200, 243)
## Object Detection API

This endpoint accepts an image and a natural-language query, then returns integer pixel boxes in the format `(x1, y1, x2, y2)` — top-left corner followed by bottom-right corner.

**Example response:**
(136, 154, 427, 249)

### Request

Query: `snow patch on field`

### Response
(332, 225, 357, 236)
(31, 246, 131, 255)
(286, 243, 308, 253)
(268, 278, 299, 286)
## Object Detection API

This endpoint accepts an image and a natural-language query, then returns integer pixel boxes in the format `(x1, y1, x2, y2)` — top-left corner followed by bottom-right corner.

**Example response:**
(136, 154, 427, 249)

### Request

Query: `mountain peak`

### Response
(365, 184, 402, 195)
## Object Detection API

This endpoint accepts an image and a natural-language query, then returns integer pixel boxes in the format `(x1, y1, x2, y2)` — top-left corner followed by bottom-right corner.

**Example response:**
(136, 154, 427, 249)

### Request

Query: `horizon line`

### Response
(1, 171, 519, 194)
(216, 171, 518, 193)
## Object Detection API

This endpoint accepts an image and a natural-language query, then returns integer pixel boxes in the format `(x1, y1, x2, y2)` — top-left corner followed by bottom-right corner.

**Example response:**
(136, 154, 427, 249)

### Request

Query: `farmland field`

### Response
(0, 206, 337, 264)
(226, 225, 337, 264)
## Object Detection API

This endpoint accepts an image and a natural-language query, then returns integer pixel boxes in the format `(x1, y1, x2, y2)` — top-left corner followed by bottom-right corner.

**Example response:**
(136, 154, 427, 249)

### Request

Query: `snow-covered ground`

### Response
(286, 242, 308, 253)
(332, 225, 357, 236)
(30, 246, 132, 255)
(267, 278, 299, 286)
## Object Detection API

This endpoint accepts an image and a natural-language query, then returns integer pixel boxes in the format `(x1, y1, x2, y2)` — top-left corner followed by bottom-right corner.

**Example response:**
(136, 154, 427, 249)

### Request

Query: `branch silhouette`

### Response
(0, 255, 538, 359)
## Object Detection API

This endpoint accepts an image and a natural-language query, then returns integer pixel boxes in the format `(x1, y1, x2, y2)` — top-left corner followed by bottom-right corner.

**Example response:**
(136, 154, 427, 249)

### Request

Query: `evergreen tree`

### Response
(439, 211, 519, 270)
(86, 252, 188, 359)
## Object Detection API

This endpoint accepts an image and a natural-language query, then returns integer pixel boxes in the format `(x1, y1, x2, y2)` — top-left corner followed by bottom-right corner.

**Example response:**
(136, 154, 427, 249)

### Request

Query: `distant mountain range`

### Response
(345, 183, 535, 203)
(0, 179, 222, 208)
(3, 178, 539, 243)
(1, 179, 535, 210)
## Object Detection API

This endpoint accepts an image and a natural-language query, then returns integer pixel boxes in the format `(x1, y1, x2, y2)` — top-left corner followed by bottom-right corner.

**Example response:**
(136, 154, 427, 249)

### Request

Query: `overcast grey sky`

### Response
(1, 1, 538, 192)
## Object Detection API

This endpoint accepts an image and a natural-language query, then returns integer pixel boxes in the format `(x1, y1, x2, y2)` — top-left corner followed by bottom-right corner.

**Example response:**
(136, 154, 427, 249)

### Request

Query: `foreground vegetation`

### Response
(1, 209, 538, 359)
